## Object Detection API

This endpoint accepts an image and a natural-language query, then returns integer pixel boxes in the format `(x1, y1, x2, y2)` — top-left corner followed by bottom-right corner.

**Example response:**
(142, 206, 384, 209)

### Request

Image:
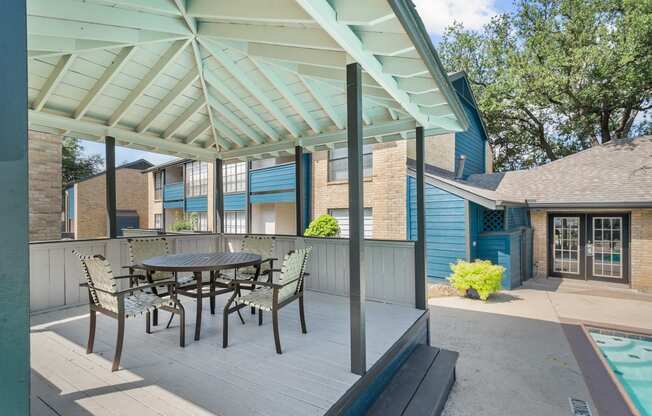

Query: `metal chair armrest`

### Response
(113, 274, 145, 280)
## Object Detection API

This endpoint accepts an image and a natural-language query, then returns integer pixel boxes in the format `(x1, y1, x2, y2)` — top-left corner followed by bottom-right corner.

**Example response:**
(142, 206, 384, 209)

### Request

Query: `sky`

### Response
(80, 0, 516, 168)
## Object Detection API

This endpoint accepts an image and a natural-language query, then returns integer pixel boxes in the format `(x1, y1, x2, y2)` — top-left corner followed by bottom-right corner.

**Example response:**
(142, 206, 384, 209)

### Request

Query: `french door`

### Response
(548, 213, 629, 283)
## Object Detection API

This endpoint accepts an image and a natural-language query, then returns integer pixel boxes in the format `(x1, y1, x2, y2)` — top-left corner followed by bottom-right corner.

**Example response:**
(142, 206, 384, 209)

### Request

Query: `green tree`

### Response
(62, 138, 103, 186)
(438, 0, 652, 170)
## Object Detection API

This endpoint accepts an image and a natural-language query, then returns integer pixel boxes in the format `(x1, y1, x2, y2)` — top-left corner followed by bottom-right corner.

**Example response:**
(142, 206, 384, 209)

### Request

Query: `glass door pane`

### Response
(592, 217, 623, 279)
(553, 217, 580, 274)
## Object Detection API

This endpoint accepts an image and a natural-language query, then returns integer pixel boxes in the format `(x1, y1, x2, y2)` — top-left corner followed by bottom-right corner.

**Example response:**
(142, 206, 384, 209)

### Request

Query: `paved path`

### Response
(430, 281, 652, 416)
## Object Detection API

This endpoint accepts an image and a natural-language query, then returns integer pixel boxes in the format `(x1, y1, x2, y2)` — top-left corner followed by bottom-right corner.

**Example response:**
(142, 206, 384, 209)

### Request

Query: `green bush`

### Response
(304, 214, 340, 237)
(447, 260, 504, 301)
(171, 212, 197, 232)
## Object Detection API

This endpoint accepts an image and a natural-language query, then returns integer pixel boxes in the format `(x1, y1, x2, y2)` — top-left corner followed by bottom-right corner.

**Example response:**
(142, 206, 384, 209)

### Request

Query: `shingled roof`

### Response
(423, 136, 652, 209)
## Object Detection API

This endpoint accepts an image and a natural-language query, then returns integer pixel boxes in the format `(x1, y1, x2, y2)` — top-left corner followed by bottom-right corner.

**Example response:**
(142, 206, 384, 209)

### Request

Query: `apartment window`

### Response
(328, 144, 373, 181)
(154, 172, 163, 200)
(224, 211, 247, 234)
(154, 213, 162, 230)
(328, 208, 373, 238)
(188, 212, 208, 232)
(223, 162, 247, 193)
(185, 161, 208, 197)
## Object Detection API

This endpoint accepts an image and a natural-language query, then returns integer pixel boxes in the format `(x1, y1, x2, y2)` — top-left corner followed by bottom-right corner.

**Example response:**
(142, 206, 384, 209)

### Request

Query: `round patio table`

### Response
(142, 252, 262, 341)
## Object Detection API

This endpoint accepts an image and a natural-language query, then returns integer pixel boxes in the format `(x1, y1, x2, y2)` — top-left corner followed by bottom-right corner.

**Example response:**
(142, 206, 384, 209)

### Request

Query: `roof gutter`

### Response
(526, 201, 652, 209)
(387, 0, 470, 131)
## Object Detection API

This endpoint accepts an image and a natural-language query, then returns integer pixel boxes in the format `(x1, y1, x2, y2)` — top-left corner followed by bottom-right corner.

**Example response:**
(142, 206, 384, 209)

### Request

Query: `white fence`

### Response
(29, 234, 416, 312)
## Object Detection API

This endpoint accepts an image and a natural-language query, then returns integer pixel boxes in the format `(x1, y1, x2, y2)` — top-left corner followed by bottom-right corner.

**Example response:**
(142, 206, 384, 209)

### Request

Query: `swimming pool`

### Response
(589, 329, 652, 416)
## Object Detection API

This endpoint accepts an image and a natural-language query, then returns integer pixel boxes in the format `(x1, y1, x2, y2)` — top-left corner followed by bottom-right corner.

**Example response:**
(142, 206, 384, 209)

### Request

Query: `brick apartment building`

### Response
(64, 159, 152, 239)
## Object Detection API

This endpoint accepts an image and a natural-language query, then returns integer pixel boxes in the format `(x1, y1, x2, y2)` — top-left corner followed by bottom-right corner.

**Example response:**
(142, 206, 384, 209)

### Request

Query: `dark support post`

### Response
(246, 161, 252, 234)
(295, 145, 305, 236)
(415, 126, 427, 310)
(214, 158, 224, 233)
(0, 1, 29, 413)
(105, 136, 117, 238)
(347, 62, 366, 375)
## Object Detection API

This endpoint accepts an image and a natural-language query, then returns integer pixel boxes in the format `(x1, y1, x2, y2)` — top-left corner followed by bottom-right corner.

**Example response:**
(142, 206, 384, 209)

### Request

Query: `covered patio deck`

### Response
(31, 291, 422, 416)
(3, 0, 469, 414)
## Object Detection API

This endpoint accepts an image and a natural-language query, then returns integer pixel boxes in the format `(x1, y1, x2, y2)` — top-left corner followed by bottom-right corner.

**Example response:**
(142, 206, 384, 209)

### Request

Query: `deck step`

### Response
(367, 344, 458, 416)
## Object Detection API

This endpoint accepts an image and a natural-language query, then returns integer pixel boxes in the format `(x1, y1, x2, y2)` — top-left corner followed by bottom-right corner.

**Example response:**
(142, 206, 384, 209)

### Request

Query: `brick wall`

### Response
(28, 130, 62, 241)
(75, 168, 149, 239)
(312, 141, 408, 240)
(530, 209, 548, 278)
(631, 209, 652, 291)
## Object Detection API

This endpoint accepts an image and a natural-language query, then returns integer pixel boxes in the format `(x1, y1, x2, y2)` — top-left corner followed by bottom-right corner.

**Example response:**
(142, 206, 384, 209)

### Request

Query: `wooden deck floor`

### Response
(30, 291, 421, 416)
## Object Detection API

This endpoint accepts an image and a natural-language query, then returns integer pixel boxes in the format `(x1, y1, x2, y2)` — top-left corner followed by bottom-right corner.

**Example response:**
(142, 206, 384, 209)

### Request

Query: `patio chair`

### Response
(73, 251, 185, 371)
(126, 237, 194, 325)
(228, 247, 312, 354)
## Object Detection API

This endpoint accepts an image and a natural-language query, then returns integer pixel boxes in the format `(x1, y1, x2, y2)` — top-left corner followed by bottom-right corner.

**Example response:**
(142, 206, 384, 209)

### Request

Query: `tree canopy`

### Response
(438, 0, 652, 170)
(62, 137, 103, 187)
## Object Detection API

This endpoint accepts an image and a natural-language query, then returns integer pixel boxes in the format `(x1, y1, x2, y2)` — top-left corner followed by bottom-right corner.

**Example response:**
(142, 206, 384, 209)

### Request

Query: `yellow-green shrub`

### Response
(447, 260, 504, 301)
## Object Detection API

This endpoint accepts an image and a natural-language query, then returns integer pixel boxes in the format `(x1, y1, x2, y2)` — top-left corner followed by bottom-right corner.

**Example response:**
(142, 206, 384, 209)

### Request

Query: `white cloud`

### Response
(413, 0, 498, 34)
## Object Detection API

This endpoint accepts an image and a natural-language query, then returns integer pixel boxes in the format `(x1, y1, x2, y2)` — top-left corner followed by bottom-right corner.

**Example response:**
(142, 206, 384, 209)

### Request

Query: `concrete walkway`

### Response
(430, 279, 652, 416)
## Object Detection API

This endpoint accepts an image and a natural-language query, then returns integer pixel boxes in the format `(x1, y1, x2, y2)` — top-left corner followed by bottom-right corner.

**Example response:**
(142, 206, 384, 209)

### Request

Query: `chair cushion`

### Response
(124, 292, 173, 318)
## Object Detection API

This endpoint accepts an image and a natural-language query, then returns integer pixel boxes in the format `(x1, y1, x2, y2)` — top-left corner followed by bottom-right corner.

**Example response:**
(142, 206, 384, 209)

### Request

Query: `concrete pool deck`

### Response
(429, 278, 652, 416)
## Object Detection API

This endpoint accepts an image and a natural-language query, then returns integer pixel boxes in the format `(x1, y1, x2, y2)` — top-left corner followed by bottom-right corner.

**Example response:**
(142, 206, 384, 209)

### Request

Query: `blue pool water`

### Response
(589, 330, 652, 416)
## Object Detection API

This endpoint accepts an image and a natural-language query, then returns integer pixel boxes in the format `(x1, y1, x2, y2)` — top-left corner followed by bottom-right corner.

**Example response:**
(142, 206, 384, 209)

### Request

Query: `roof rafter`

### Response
(28, 0, 191, 36)
(294, 0, 431, 128)
(74, 46, 136, 120)
(31, 110, 217, 160)
(32, 54, 76, 111)
(210, 111, 248, 147)
(108, 39, 190, 127)
(190, 40, 220, 150)
(207, 93, 265, 144)
(137, 69, 199, 133)
(186, 119, 211, 144)
(203, 69, 280, 142)
(200, 39, 301, 138)
(299, 76, 345, 130)
(171, 0, 197, 34)
(250, 58, 322, 134)
(187, 0, 313, 24)
(331, 0, 395, 26)
(85, 0, 181, 16)
(163, 97, 205, 139)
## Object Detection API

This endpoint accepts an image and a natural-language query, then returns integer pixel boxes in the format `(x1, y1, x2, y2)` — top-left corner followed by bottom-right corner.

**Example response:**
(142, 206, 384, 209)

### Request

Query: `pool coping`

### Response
(561, 318, 644, 416)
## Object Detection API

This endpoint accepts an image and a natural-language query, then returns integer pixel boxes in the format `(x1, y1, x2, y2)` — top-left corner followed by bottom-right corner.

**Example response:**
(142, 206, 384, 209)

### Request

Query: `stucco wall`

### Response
(251, 202, 296, 235)
(28, 130, 62, 241)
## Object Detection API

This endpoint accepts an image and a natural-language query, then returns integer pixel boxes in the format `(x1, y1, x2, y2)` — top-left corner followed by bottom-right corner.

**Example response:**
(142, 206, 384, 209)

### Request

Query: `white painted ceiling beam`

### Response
(186, 119, 211, 144)
(245, 42, 346, 69)
(203, 71, 280, 142)
(331, 0, 395, 26)
(219, 118, 418, 159)
(86, 0, 181, 16)
(163, 97, 205, 139)
(396, 77, 440, 94)
(207, 94, 265, 144)
(30, 110, 217, 160)
(201, 39, 302, 138)
(199, 22, 340, 51)
(32, 54, 76, 111)
(356, 31, 414, 56)
(28, 36, 120, 53)
(190, 40, 220, 149)
(74, 46, 136, 120)
(172, 0, 198, 34)
(379, 56, 429, 78)
(298, 77, 345, 130)
(211, 113, 248, 147)
(108, 39, 190, 127)
(295, 0, 432, 127)
(27, 16, 188, 45)
(187, 0, 313, 24)
(251, 59, 322, 134)
(28, 0, 191, 36)
(137, 69, 199, 133)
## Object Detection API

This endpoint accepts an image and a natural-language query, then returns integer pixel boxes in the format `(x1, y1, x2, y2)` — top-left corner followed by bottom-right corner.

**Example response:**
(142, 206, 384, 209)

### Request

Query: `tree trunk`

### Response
(537, 127, 557, 161)
(600, 108, 612, 144)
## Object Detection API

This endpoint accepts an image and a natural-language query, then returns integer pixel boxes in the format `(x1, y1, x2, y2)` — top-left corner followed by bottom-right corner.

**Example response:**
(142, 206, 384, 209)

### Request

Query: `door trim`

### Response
(548, 213, 585, 279)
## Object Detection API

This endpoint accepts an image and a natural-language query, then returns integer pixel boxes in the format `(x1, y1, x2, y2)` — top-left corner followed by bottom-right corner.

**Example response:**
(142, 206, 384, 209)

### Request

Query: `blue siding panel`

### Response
(224, 192, 246, 211)
(455, 99, 486, 177)
(164, 182, 184, 202)
(468, 202, 483, 259)
(475, 232, 523, 289)
(506, 207, 529, 230)
(185, 196, 208, 212)
(250, 191, 295, 204)
(407, 176, 467, 280)
(249, 163, 295, 193)
(163, 200, 184, 209)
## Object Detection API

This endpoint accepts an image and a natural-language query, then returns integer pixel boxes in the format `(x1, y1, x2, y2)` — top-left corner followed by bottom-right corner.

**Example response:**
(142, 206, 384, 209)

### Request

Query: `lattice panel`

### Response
(483, 210, 505, 232)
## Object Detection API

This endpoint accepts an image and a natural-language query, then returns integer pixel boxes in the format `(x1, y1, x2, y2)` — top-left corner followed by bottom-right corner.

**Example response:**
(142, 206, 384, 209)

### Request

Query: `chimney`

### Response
(455, 155, 466, 179)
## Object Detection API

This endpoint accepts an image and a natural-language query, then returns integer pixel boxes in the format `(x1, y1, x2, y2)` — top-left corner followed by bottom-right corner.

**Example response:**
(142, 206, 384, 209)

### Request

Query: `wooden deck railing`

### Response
(29, 234, 416, 312)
